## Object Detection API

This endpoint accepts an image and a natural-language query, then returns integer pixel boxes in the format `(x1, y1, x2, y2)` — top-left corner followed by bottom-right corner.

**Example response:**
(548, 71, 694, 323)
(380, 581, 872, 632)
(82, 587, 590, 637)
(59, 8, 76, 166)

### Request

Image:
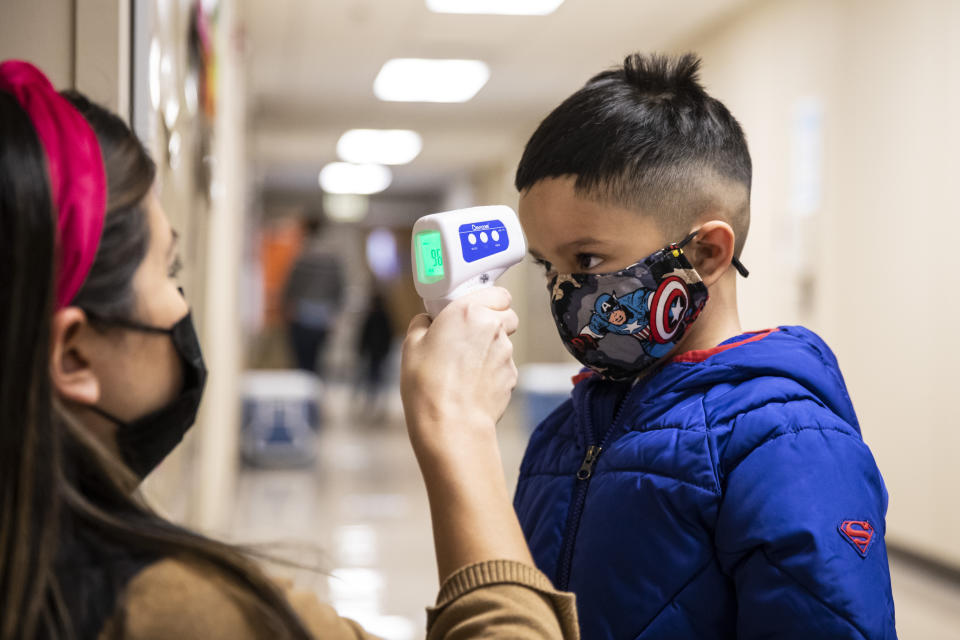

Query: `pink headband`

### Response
(0, 60, 107, 310)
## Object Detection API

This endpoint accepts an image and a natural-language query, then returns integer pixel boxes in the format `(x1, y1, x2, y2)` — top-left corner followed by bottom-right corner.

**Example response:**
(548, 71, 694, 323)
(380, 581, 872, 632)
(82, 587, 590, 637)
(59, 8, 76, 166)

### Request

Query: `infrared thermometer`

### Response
(412, 205, 527, 317)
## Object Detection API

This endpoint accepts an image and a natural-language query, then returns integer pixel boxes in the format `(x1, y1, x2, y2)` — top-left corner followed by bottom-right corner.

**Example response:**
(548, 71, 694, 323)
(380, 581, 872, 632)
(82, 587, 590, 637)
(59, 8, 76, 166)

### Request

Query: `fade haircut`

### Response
(515, 53, 753, 257)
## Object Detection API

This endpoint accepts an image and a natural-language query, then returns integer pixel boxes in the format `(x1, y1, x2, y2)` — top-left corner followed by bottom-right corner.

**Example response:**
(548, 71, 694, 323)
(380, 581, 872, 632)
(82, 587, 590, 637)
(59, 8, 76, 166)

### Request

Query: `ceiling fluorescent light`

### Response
(337, 129, 423, 165)
(323, 193, 370, 223)
(319, 163, 392, 195)
(374, 58, 490, 103)
(426, 0, 564, 15)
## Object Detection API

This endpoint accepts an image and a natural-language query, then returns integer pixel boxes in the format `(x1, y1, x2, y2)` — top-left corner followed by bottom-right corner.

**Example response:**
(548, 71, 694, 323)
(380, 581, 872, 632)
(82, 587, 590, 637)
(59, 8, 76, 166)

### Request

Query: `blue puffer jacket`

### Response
(514, 327, 896, 640)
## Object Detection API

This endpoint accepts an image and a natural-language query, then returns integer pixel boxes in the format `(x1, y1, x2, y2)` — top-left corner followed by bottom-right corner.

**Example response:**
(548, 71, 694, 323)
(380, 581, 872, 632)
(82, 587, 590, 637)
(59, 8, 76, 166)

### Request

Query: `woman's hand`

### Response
(400, 287, 532, 582)
(401, 287, 519, 462)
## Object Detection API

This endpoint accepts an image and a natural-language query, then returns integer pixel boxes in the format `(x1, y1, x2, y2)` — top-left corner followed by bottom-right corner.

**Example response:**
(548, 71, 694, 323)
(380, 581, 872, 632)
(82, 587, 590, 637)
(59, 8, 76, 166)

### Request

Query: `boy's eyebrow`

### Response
(529, 238, 610, 261)
(558, 237, 609, 251)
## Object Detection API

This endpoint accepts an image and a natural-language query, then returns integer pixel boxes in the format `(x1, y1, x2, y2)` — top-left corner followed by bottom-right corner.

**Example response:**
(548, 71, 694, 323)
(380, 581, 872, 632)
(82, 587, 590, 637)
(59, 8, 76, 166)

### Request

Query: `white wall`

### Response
(191, 0, 248, 533)
(681, 0, 960, 567)
(0, 0, 75, 88)
(0, 0, 130, 116)
(75, 0, 131, 119)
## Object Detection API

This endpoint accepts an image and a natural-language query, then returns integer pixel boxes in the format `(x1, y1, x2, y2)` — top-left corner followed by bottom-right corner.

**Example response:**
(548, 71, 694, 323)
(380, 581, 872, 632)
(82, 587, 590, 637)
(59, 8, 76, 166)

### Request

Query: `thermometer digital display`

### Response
(415, 230, 445, 283)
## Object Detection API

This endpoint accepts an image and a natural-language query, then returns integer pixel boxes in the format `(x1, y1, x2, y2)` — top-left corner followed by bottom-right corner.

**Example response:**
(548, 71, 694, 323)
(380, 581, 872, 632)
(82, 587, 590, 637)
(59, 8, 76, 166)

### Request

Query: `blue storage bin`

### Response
(517, 362, 583, 432)
(241, 370, 322, 468)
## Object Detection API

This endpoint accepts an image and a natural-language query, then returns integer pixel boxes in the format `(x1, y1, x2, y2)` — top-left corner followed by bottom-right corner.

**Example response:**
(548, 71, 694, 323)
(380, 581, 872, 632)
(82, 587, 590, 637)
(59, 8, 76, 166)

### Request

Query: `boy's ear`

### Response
(688, 220, 736, 287)
(50, 307, 100, 406)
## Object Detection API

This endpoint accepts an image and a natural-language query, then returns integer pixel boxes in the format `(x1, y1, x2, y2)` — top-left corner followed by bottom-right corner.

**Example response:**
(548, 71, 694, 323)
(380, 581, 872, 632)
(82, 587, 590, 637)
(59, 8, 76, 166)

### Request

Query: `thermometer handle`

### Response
(424, 298, 453, 317)
(422, 268, 506, 318)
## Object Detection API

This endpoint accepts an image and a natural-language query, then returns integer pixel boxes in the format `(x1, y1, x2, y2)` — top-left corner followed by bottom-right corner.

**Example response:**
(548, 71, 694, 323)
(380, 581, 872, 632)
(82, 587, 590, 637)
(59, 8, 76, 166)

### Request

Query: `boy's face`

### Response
(519, 176, 669, 279)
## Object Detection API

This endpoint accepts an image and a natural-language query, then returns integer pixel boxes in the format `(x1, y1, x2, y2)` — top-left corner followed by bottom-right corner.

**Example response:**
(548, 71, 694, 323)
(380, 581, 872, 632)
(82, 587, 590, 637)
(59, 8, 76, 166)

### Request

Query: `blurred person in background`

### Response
(354, 289, 395, 422)
(282, 215, 344, 376)
(0, 60, 578, 640)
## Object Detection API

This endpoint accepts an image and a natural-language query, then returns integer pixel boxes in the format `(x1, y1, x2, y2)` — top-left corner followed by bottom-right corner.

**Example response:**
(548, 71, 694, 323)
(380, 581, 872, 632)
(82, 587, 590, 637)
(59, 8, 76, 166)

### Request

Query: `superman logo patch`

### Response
(838, 520, 875, 557)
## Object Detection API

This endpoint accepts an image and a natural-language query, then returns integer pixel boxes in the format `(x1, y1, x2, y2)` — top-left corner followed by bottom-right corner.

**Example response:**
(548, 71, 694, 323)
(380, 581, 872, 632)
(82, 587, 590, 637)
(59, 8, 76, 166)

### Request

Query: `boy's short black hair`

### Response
(515, 53, 752, 257)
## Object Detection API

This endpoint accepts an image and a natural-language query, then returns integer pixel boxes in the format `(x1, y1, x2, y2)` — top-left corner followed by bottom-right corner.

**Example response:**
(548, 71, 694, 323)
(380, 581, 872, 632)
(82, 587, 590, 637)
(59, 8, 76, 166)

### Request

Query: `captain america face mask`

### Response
(548, 231, 747, 380)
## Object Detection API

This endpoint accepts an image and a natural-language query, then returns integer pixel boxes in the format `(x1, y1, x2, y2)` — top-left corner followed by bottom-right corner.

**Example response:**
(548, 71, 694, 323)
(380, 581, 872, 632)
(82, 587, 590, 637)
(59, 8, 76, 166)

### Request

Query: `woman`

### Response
(0, 60, 578, 640)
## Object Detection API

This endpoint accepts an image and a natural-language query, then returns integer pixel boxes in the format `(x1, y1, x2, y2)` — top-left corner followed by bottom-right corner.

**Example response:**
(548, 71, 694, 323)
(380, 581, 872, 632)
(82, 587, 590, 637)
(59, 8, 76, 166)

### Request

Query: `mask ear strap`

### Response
(677, 231, 698, 249)
(731, 256, 750, 278)
(678, 230, 750, 278)
(86, 403, 126, 427)
(85, 312, 174, 335)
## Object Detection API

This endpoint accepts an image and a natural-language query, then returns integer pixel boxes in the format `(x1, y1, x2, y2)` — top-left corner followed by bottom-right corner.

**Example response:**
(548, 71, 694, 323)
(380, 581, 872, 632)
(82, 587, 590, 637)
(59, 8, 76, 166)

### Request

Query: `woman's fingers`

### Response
(404, 313, 432, 348)
(500, 308, 519, 336)
(463, 286, 512, 311)
(400, 286, 520, 452)
(445, 291, 518, 337)
(407, 312, 432, 334)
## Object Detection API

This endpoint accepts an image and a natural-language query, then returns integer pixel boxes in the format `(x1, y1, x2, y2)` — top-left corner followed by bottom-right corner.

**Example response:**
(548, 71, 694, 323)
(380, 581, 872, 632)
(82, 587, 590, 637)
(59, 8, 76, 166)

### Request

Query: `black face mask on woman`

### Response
(88, 309, 208, 478)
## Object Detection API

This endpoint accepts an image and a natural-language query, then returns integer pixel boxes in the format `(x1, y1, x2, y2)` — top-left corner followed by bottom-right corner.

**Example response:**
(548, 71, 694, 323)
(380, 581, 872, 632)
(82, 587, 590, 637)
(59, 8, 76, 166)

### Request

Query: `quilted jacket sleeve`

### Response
(715, 423, 897, 640)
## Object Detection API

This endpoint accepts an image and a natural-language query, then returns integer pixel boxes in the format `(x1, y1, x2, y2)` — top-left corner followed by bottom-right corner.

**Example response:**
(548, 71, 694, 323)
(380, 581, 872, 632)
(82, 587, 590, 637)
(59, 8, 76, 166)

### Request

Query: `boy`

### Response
(512, 53, 896, 639)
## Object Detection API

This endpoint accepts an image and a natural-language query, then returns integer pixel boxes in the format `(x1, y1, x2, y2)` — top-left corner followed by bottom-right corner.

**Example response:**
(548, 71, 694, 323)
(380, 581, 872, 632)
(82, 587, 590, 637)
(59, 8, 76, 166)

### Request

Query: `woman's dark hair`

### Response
(0, 89, 60, 640)
(0, 91, 313, 639)
(62, 90, 152, 322)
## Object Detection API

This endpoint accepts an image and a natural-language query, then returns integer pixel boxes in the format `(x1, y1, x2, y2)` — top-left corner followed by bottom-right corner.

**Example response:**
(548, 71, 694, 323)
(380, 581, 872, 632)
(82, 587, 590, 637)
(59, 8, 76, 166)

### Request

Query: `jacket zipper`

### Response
(577, 445, 603, 480)
(555, 383, 636, 591)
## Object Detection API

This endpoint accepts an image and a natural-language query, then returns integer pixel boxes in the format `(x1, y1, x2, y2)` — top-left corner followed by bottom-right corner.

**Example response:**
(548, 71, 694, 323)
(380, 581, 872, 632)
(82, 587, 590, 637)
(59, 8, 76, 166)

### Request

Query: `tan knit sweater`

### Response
(97, 558, 579, 639)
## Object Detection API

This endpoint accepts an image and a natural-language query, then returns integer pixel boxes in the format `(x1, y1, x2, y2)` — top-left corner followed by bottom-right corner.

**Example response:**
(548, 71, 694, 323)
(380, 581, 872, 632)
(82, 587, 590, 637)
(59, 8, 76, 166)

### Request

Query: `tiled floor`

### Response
(230, 382, 960, 639)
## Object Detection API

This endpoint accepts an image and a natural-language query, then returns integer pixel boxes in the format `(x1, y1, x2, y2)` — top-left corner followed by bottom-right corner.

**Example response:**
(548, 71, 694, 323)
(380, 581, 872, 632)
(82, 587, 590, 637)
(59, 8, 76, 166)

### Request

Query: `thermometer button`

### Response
(479, 231, 489, 243)
(491, 230, 500, 242)
(468, 233, 477, 245)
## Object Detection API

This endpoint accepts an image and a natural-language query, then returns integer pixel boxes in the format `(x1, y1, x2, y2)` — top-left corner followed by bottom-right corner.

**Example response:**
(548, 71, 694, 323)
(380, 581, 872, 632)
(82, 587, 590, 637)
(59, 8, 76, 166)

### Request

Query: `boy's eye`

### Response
(168, 255, 183, 279)
(532, 256, 554, 275)
(576, 254, 603, 271)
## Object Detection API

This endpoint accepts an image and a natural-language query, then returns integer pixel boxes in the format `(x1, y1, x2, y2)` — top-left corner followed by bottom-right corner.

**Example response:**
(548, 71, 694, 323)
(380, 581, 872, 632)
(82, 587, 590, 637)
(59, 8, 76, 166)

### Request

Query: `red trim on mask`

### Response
(671, 328, 779, 364)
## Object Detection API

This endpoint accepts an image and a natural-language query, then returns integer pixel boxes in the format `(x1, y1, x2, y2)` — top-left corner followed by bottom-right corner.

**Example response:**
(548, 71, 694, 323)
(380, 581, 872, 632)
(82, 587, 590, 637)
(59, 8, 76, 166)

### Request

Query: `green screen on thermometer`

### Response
(416, 230, 445, 284)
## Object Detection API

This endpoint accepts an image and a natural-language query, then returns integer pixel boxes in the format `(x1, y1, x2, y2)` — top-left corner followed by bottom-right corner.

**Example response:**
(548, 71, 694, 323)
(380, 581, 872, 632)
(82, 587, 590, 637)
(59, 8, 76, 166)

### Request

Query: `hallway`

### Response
(230, 383, 960, 640)
(230, 382, 529, 638)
